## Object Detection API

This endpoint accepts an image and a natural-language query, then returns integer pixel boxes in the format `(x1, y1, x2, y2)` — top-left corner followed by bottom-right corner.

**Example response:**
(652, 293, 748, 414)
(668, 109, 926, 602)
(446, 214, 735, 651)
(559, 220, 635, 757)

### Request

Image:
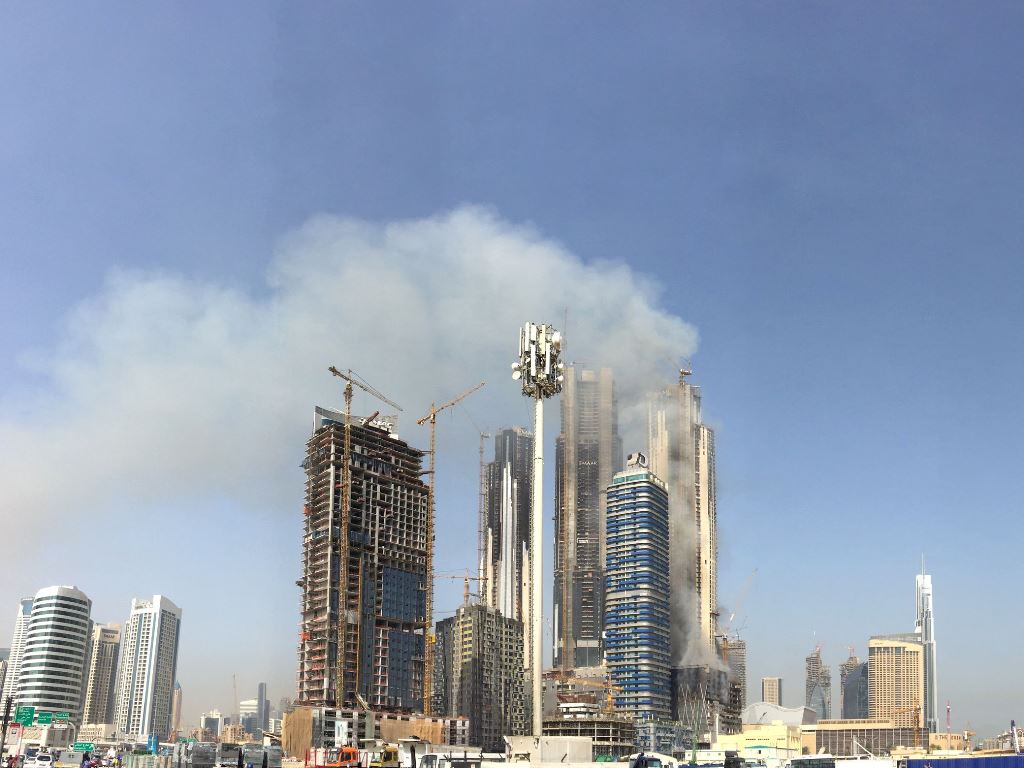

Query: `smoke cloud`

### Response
(1, 205, 698, 577)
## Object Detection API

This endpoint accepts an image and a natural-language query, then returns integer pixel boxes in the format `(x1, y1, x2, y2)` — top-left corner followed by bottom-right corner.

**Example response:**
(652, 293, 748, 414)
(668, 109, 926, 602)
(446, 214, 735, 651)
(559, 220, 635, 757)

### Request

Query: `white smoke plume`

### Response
(1, 205, 698, 582)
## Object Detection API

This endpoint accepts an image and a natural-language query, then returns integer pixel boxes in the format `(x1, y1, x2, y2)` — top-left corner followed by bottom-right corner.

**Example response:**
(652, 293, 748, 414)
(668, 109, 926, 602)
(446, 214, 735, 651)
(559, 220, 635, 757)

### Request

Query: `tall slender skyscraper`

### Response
(480, 427, 533, 622)
(17, 586, 93, 721)
(112, 595, 182, 741)
(647, 370, 717, 661)
(605, 453, 671, 721)
(83, 624, 121, 725)
(915, 566, 938, 732)
(554, 367, 622, 669)
(3, 598, 33, 704)
(257, 682, 268, 731)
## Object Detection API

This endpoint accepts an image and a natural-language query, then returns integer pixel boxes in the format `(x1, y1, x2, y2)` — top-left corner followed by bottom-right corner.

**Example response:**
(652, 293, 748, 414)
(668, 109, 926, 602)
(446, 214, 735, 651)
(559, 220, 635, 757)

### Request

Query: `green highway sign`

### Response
(14, 706, 35, 726)
(72, 743, 95, 753)
(55, 712, 71, 721)
(37, 711, 53, 725)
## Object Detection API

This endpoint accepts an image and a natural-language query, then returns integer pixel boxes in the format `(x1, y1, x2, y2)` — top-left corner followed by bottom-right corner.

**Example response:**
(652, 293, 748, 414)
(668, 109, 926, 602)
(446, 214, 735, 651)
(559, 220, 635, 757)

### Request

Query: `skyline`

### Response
(3, 2, 1024, 740)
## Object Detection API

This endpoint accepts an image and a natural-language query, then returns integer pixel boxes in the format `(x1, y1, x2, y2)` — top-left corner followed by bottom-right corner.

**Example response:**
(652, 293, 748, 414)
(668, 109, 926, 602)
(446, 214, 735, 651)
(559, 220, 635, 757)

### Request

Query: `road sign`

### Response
(14, 706, 34, 726)
(37, 711, 53, 725)
(51, 722, 68, 730)
(54, 712, 70, 721)
(72, 743, 95, 752)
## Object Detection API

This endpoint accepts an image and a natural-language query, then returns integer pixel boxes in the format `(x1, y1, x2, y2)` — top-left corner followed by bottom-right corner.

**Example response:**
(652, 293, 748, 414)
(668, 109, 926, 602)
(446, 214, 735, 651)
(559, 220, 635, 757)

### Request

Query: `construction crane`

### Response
(893, 700, 924, 750)
(717, 568, 757, 663)
(436, 571, 482, 605)
(549, 672, 623, 714)
(456, 405, 492, 609)
(327, 366, 402, 707)
(416, 381, 486, 716)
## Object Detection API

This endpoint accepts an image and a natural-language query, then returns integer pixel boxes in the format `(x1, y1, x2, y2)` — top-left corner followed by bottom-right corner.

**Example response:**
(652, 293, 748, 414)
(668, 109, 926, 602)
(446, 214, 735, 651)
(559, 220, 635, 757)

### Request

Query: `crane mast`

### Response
(416, 381, 485, 715)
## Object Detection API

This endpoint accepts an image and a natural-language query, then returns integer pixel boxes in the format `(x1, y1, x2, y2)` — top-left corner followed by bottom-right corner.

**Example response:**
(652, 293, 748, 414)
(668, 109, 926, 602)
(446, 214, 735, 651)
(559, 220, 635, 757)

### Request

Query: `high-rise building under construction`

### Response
(553, 367, 622, 669)
(297, 406, 430, 712)
(646, 370, 717, 661)
(805, 646, 832, 719)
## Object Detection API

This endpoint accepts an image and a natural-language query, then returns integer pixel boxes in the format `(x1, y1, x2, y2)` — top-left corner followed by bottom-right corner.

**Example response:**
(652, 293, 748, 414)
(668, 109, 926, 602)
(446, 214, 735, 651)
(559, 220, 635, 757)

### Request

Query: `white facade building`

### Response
(915, 568, 938, 733)
(17, 586, 93, 720)
(3, 598, 34, 704)
(112, 595, 182, 741)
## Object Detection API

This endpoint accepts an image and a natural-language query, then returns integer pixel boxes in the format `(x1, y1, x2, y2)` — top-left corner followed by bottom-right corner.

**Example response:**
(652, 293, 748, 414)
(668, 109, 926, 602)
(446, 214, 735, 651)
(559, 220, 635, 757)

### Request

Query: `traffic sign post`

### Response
(37, 711, 53, 725)
(72, 742, 94, 753)
(54, 712, 70, 722)
(14, 707, 34, 727)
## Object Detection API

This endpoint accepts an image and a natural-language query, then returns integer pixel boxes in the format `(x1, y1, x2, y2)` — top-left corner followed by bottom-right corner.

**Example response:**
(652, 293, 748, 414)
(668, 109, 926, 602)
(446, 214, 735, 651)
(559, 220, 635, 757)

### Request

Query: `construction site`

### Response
(297, 400, 430, 712)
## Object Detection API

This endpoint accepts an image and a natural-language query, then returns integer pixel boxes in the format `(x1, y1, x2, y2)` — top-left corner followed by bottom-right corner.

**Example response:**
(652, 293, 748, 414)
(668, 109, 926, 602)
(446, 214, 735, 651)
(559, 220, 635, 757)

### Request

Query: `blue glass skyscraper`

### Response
(605, 453, 672, 721)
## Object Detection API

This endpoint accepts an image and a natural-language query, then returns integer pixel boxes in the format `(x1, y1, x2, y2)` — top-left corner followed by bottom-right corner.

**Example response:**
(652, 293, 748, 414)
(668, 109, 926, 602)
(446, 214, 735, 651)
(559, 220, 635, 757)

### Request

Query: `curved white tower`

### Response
(17, 586, 93, 720)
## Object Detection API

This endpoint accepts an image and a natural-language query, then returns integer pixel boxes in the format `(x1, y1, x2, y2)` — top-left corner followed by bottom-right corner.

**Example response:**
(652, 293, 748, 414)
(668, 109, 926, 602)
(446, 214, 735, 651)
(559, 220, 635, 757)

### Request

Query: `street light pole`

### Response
(512, 322, 564, 739)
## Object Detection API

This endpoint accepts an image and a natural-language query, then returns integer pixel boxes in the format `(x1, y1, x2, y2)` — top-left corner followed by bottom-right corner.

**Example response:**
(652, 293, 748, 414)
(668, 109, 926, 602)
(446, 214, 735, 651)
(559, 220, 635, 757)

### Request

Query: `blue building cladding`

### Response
(386, 628, 424, 711)
(382, 567, 425, 622)
(605, 458, 672, 721)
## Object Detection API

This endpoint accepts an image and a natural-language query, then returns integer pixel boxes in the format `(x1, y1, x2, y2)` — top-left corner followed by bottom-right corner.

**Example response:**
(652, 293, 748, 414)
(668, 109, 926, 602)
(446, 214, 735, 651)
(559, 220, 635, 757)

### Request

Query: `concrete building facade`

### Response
(761, 677, 782, 706)
(646, 371, 718, 660)
(298, 407, 430, 711)
(83, 623, 121, 725)
(605, 454, 671, 721)
(726, 638, 747, 711)
(554, 367, 622, 670)
(17, 586, 93, 721)
(868, 634, 924, 729)
(432, 603, 527, 751)
(805, 647, 831, 720)
(112, 595, 182, 740)
(3, 598, 33, 704)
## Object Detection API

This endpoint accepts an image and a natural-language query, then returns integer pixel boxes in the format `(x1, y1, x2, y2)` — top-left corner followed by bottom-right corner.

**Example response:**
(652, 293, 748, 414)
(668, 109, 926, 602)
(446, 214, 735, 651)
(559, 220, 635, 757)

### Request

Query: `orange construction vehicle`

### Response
(305, 747, 359, 768)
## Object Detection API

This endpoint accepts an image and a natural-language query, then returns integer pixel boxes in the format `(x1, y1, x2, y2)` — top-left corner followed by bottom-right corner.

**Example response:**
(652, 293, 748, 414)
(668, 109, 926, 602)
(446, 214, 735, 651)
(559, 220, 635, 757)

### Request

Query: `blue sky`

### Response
(3, 3, 1023, 736)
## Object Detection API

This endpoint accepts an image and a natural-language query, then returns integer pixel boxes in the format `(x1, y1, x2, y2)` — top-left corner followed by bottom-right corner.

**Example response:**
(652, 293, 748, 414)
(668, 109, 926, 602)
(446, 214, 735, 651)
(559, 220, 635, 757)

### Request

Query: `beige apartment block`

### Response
(762, 677, 782, 706)
(868, 634, 924, 729)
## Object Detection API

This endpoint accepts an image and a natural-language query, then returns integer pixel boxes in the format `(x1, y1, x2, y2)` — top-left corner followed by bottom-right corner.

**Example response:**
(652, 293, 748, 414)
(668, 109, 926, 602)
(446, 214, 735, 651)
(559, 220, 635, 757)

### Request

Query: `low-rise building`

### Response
(803, 718, 927, 756)
(542, 706, 636, 761)
(716, 721, 802, 764)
